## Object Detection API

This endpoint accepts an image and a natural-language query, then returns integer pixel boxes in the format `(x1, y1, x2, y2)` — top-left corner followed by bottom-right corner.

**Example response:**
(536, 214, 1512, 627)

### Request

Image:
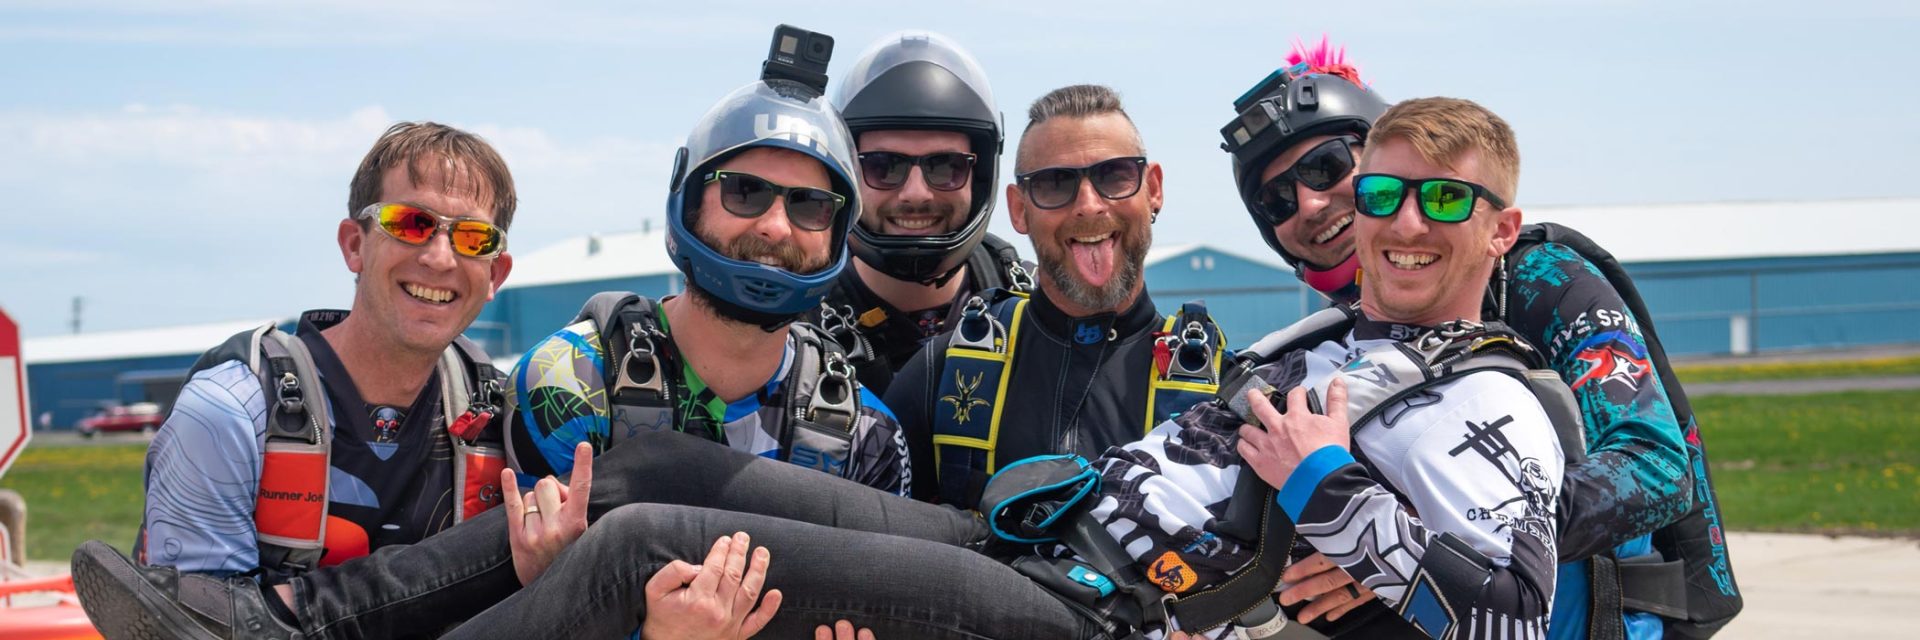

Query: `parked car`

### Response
(75, 402, 165, 438)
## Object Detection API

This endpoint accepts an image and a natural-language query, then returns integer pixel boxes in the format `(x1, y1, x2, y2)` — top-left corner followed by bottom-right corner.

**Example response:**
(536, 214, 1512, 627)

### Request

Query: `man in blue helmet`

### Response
(71, 41, 912, 640)
(1220, 38, 1736, 639)
(814, 31, 1033, 396)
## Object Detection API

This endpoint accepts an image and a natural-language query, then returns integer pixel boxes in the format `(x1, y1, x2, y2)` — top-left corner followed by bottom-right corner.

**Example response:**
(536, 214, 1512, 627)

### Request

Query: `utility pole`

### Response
(70, 296, 83, 334)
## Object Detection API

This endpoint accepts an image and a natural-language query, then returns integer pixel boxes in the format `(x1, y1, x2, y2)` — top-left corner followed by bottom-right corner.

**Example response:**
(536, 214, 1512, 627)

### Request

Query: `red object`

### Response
(461, 449, 508, 517)
(0, 574, 104, 639)
(0, 307, 27, 478)
(255, 447, 328, 543)
(448, 409, 492, 442)
(1151, 334, 1173, 378)
(318, 515, 370, 567)
(73, 404, 165, 437)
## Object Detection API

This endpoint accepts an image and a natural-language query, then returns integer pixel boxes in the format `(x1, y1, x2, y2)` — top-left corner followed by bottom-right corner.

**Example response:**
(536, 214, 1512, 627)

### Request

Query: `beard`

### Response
(685, 214, 834, 330)
(1035, 215, 1151, 312)
(695, 221, 832, 275)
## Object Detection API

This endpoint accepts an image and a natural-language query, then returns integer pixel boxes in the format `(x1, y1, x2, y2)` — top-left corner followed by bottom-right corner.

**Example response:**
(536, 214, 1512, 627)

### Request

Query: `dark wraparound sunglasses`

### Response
(1015, 156, 1147, 210)
(1253, 135, 1359, 226)
(702, 171, 847, 231)
(1352, 173, 1509, 223)
(857, 152, 977, 192)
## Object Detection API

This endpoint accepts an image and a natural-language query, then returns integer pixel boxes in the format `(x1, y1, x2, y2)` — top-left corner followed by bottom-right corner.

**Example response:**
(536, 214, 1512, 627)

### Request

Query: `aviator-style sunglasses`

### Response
(356, 203, 507, 258)
(1015, 156, 1148, 210)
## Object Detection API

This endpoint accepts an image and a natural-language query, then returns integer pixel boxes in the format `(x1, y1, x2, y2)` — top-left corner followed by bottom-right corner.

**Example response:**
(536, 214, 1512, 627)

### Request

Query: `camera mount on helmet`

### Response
(762, 24, 834, 96)
(663, 24, 863, 323)
(1221, 59, 1388, 270)
(834, 31, 1004, 285)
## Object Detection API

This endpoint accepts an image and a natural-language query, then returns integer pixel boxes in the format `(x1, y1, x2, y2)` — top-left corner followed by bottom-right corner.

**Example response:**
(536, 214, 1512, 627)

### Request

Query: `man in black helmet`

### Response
(818, 31, 1033, 396)
(1221, 38, 1732, 639)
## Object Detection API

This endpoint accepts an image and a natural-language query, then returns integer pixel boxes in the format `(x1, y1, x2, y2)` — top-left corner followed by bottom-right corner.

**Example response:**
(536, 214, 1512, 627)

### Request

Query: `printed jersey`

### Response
(1079, 319, 1565, 639)
(142, 318, 457, 575)
(1507, 242, 1690, 639)
(504, 318, 911, 496)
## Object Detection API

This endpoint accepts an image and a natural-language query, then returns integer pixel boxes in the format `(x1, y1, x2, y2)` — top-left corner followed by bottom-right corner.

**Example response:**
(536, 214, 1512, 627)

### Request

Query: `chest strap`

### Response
(250, 318, 509, 576)
(253, 326, 331, 575)
(931, 291, 1029, 505)
(1145, 301, 1228, 434)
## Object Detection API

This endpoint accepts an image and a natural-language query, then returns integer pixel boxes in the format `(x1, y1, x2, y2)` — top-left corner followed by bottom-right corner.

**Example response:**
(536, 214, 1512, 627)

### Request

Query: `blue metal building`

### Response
(23, 198, 1919, 430)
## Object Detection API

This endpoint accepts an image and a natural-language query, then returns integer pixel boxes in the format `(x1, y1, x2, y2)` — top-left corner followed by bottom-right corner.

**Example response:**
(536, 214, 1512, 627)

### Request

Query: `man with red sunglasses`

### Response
(75, 36, 907, 638)
(1221, 38, 1735, 639)
(82, 122, 521, 634)
(815, 31, 1033, 396)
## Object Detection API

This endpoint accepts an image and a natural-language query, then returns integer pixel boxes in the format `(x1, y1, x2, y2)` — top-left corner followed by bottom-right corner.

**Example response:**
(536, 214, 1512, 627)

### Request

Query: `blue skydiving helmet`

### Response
(665, 79, 864, 321)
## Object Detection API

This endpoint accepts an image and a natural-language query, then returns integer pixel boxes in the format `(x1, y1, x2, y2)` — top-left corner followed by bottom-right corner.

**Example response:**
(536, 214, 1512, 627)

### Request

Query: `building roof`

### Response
(1146, 242, 1293, 271)
(1527, 197, 1919, 263)
(504, 227, 679, 289)
(24, 318, 276, 365)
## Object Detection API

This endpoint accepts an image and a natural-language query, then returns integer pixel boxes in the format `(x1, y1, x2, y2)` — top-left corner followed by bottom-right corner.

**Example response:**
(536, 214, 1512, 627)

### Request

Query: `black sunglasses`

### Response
(1253, 136, 1359, 226)
(702, 171, 846, 232)
(857, 152, 977, 192)
(1352, 173, 1508, 224)
(1015, 156, 1148, 210)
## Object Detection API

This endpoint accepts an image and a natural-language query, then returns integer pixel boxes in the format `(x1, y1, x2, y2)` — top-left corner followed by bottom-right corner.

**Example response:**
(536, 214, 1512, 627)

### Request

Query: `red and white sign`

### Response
(0, 307, 29, 479)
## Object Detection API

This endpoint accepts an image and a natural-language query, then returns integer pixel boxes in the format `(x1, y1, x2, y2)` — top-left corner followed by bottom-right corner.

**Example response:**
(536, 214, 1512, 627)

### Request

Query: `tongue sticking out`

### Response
(1070, 237, 1117, 287)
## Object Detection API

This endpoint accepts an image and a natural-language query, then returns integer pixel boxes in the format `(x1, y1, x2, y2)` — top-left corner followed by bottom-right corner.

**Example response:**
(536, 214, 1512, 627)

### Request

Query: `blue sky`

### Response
(2, 0, 1915, 338)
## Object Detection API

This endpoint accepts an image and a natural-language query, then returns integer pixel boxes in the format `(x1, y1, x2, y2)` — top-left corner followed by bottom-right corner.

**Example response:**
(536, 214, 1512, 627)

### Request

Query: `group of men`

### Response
(70, 28, 1735, 640)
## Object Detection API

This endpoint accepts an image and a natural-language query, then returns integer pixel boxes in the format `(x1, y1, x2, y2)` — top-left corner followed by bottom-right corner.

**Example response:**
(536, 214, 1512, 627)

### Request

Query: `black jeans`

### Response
(439, 502, 1096, 639)
(290, 430, 1049, 638)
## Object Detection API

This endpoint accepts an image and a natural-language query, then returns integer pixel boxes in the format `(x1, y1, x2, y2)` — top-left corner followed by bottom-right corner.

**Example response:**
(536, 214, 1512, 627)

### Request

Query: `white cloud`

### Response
(0, 102, 679, 335)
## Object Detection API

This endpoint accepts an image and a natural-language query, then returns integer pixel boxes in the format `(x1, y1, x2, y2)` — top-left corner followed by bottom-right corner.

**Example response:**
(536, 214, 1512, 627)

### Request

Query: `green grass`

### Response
(1675, 354, 1920, 384)
(0, 441, 147, 563)
(1697, 389, 1920, 534)
(0, 388, 1912, 566)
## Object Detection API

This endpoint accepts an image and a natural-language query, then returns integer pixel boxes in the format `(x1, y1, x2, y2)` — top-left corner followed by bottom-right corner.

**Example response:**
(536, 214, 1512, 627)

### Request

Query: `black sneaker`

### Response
(71, 540, 304, 640)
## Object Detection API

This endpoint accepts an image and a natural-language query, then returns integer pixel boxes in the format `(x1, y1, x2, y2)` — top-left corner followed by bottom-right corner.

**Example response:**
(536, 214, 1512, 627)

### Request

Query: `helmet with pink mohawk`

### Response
(1220, 35, 1388, 272)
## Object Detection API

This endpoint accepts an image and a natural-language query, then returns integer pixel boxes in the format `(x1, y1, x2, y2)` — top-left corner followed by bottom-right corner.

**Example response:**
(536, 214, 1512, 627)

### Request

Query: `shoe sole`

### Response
(71, 540, 223, 640)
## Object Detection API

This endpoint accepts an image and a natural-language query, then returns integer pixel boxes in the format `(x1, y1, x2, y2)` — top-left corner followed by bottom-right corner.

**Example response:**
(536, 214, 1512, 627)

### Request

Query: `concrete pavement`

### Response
(1715, 532, 1920, 639)
(9, 532, 1919, 636)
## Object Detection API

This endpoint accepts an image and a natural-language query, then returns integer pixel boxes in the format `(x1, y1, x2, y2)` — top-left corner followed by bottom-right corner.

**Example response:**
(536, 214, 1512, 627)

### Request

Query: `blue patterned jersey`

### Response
(503, 318, 911, 496)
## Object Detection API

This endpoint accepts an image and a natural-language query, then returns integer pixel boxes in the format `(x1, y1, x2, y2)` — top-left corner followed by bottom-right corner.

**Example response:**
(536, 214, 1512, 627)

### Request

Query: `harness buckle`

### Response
(1168, 321, 1217, 382)
(613, 324, 667, 405)
(804, 351, 857, 431)
(951, 295, 1007, 352)
(275, 372, 305, 415)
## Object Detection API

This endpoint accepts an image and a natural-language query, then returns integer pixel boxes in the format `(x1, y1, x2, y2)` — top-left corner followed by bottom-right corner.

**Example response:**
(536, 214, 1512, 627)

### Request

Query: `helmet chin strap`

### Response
(1300, 252, 1361, 294)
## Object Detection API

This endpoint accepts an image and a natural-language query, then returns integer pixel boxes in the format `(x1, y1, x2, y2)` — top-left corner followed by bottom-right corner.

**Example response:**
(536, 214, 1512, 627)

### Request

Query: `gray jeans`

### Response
(292, 430, 1091, 638)
(442, 502, 1097, 638)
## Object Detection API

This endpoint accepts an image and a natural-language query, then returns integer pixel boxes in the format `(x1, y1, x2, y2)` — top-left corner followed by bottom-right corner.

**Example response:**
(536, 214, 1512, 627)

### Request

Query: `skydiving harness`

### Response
(160, 310, 510, 577)
(982, 305, 1591, 639)
(929, 288, 1228, 508)
(818, 235, 1036, 373)
(1497, 223, 1741, 639)
(572, 292, 862, 478)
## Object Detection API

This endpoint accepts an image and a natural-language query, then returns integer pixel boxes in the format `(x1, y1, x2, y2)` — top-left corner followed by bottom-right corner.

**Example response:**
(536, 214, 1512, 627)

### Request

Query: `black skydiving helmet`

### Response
(833, 31, 1003, 285)
(1220, 64, 1388, 269)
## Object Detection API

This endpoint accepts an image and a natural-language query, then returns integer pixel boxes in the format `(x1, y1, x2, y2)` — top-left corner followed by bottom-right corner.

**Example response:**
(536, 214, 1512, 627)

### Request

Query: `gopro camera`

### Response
(761, 24, 834, 95)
